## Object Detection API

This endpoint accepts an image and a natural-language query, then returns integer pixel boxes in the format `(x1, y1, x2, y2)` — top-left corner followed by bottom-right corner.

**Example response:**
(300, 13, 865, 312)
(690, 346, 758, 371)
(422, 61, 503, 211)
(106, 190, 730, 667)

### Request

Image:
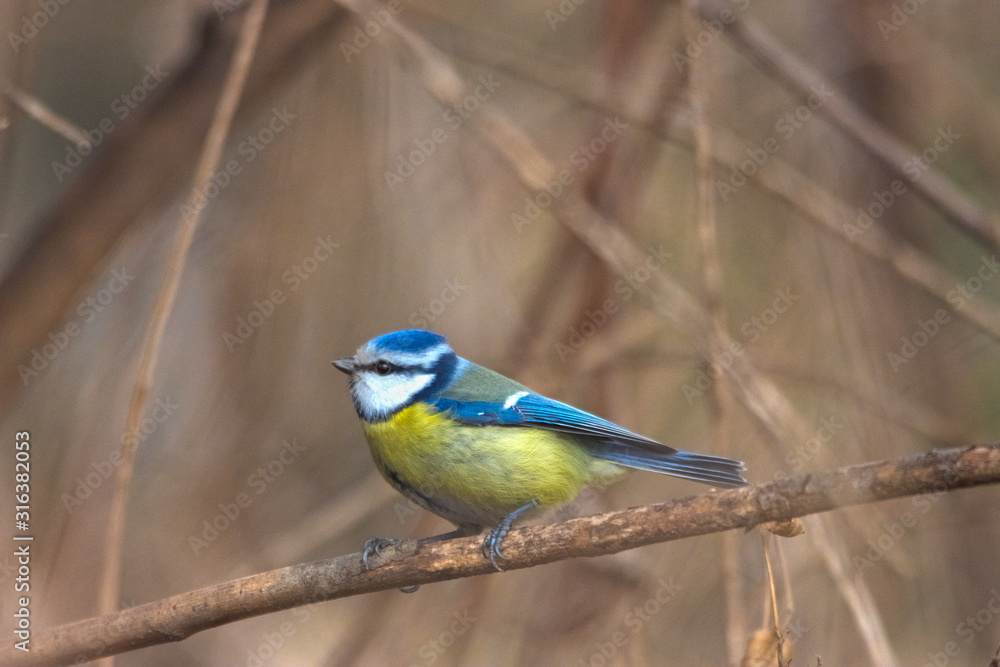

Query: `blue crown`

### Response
(370, 329, 448, 353)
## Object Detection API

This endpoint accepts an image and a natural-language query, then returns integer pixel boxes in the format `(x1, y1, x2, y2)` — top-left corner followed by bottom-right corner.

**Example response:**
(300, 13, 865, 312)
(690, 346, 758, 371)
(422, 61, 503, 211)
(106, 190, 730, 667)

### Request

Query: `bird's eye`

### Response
(374, 360, 392, 376)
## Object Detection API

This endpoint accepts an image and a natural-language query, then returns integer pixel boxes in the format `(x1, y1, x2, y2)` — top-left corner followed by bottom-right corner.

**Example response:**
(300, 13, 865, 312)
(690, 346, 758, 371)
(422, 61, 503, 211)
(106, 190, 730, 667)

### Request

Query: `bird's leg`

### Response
(418, 529, 466, 544)
(483, 501, 538, 571)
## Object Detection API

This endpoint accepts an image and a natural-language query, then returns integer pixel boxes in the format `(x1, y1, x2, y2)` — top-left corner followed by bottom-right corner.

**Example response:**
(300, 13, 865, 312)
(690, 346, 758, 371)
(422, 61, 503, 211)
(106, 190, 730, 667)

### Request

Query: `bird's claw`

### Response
(362, 537, 421, 593)
(482, 524, 509, 571)
(482, 501, 537, 571)
(362, 537, 401, 571)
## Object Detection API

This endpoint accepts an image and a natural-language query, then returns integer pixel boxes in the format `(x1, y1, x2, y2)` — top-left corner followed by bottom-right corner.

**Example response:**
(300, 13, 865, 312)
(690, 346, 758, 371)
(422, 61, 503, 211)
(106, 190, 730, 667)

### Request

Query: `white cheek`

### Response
(353, 372, 435, 418)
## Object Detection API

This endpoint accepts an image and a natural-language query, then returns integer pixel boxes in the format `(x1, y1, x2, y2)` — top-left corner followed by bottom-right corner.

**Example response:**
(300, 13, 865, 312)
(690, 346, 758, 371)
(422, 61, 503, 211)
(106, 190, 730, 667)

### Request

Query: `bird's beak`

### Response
(332, 358, 355, 375)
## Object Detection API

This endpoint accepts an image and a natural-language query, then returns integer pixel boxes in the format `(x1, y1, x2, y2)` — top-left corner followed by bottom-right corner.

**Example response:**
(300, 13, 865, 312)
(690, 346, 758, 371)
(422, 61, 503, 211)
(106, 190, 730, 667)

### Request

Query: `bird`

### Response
(333, 329, 747, 571)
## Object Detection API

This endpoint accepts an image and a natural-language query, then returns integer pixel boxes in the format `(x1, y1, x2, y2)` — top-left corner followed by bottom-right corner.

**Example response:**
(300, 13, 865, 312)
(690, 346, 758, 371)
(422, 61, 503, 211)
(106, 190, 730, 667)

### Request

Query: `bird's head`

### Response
(333, 329, 460, 422)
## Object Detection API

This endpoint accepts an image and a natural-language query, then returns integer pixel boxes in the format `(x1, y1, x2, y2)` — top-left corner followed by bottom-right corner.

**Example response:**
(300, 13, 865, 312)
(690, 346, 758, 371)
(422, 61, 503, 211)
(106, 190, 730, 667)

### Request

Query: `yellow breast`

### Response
(361, 402, 622, 520)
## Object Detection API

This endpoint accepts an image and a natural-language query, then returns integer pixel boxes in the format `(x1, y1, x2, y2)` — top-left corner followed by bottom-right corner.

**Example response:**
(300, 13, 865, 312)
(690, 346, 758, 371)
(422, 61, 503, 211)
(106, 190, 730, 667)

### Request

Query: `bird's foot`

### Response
(361, 537, 402, 571)
(361, 537, 421, 593)
(482, 525, 509, 571)
(482, 501, 538, 571)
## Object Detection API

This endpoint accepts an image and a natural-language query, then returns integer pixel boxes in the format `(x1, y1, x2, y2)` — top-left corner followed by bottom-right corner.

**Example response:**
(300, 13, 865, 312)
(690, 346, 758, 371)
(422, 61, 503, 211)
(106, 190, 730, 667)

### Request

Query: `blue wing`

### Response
(429, 392, 747, 489)
(430, 393, 662, 447)
(430, 392, 659, 444)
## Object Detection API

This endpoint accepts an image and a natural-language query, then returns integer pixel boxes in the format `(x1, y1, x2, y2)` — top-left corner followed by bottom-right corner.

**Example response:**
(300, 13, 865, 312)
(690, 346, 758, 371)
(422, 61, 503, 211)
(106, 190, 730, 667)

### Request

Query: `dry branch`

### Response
(4, 444, 999, 666)
(0, 0, 348, 408)
(99, 0, 270, 625)
(685, 112, 1000, 346)
(4, 87, 91, 148)
(690, 0, 1000, 251)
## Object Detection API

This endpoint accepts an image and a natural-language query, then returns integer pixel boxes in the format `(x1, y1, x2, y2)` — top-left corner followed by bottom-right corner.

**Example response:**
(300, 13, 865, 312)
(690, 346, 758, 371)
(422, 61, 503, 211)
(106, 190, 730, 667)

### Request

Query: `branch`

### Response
(687, 112, 1000, 346)
(0, 0, 348, 407)
(99, 0, 270, 623)
(690, 0, 1000, 251)
(6, 444, 1000, 666)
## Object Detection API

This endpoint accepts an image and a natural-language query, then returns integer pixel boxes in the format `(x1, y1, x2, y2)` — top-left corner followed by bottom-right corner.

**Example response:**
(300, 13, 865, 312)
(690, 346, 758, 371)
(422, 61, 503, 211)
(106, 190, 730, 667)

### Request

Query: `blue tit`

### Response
(333, 329, 747, 570)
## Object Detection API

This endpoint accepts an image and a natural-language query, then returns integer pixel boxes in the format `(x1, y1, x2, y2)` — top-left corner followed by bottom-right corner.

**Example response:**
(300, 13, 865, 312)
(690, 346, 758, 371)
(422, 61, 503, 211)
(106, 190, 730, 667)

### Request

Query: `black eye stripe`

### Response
(359, 362, 427, 374)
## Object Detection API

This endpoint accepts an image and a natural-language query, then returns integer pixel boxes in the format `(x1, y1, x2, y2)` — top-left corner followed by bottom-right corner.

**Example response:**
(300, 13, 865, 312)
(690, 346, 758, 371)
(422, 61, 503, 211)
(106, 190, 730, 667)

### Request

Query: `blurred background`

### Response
(1, 0, 1000, 664)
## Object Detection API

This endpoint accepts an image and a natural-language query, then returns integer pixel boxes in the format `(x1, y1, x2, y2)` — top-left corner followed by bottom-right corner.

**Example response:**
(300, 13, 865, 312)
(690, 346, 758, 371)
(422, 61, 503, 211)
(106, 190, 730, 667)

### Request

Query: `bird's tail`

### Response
(589, 440, 748, 489)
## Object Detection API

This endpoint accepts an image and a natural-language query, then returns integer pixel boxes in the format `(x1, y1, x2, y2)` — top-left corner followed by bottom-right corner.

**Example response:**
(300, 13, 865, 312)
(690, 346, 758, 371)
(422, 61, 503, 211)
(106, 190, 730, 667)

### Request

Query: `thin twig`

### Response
(687, 111, 1000, 345)
(705, 108, 914, 658)
(0, 0, 349, 408)
(97, 0, 270, 628)
(684, 10, 750, 663)
(4, 444, 999, 666)
(808, 515, 899, 665)
(689, 0, 1000, 252)
(760, 528, 787, 667)
(775, 537, 795, 623)
(5, 86, 91, 148)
